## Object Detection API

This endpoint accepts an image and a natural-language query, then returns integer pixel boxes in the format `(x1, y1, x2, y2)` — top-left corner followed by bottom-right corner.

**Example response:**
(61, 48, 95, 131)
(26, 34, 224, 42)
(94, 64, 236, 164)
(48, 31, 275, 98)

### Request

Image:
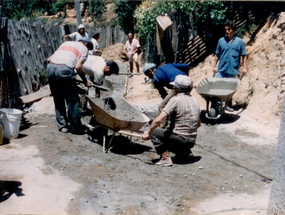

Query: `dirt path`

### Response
(0, 62, 279, 215)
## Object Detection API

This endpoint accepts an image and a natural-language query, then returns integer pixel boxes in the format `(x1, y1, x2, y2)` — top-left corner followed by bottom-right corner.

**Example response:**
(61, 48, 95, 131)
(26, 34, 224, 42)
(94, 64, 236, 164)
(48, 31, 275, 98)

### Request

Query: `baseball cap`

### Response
(170, 75, 192, 88)
(143, 63, 156, 74)
(78, 37, 93, 50)
(93, 30, 100, 37)
(78, 24, 85, 30)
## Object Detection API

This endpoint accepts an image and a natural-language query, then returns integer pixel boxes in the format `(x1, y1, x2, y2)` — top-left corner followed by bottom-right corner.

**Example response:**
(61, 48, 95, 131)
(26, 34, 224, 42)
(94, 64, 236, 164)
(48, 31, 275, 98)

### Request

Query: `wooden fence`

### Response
(0, 18, 127, 109)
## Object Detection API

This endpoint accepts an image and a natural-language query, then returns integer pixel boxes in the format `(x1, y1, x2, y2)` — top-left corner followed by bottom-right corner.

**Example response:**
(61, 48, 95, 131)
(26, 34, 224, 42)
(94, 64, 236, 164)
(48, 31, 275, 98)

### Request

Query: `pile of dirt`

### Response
(101, 43, 128, 62)
(190, 12, 285, 126)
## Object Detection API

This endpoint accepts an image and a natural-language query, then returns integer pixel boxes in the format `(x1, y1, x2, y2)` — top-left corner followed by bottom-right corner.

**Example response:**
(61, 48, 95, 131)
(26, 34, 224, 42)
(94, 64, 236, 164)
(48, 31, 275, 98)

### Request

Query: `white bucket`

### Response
(0, 108, 22, 139)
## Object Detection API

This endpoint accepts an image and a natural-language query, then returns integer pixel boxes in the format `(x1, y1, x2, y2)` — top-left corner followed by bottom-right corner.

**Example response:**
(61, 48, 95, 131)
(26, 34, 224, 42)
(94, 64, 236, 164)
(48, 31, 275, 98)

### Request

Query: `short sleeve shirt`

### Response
(163, 93, 200, 142)
(153, 64, 189, 89)
(50, 41, 89, 69)
(89, 38, 100, 55)
(82, 55, 106, 85)
(125, 38, 140, 56)
(215, 36, 247, 76)
(69, 32, 89, 42)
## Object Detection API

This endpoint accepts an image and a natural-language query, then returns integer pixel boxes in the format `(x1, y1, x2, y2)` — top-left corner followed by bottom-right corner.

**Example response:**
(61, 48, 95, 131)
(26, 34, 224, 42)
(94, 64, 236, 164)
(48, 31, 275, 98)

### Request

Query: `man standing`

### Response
(213, 20, 247, 77)
(47, 38, 93, 134)
(143, 62, 189, 127)
(125, 32, 140, 76)
(212, 20, 247, 111)
(64, 24, 89, 42)
(141, 75, 201, 167)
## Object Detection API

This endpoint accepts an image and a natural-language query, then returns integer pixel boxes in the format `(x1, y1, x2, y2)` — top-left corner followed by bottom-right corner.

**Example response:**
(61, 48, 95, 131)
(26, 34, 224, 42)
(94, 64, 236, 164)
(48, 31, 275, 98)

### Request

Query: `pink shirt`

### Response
(125, 38, 140, 56)
(50, 41, 88, 69)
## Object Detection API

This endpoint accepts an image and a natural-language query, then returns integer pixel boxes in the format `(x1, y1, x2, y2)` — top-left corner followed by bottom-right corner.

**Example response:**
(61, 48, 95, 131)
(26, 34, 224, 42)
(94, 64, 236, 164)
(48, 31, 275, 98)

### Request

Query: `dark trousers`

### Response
(150, 128, 195, 157)
(47, 64, 81, 132)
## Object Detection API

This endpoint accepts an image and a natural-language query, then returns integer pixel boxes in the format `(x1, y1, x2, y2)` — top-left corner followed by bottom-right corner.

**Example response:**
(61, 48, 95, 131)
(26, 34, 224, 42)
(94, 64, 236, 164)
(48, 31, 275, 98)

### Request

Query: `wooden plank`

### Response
(19, 85, 51, 104)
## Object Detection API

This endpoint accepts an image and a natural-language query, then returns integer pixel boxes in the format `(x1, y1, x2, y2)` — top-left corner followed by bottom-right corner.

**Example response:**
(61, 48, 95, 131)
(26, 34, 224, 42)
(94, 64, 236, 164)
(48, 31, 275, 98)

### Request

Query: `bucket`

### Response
(0, 108, 22, 139)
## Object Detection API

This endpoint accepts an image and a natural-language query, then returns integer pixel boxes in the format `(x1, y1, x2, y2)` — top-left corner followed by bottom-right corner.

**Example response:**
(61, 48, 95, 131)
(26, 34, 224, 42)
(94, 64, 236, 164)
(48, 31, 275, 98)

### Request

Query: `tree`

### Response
(113, 0, 141, 34)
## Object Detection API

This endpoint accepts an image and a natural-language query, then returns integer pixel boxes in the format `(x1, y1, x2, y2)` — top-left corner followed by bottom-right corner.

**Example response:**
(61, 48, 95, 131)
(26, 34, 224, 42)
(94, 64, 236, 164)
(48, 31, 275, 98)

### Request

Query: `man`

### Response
(82, 55, 119, 98)
(82, 55, 119, 143)
(143, 62, 189, 127)
(47, 37, 93, 134)
(64, 24, 89, 42)
(212, 20, 248, 111)
(125, 32, 140, 76)
(89, 31, 103, 56)
(141, 75, 201, 167)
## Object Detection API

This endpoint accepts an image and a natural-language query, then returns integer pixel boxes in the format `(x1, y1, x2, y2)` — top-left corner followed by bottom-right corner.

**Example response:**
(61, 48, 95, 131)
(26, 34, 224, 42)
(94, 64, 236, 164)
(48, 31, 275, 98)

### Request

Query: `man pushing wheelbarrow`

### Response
(212, 20, 248, 112)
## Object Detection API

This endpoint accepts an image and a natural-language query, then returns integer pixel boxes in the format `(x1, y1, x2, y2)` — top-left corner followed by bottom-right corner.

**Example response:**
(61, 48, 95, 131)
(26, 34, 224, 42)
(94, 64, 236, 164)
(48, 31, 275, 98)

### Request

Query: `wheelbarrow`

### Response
(86, 95, 149, 152)
(196, 73, 243, 121)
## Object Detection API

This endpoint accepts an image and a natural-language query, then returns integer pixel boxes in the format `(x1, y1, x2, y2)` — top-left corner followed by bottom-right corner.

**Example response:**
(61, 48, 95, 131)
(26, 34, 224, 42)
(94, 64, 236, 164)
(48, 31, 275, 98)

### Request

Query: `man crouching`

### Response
(141, 75, 201, 167)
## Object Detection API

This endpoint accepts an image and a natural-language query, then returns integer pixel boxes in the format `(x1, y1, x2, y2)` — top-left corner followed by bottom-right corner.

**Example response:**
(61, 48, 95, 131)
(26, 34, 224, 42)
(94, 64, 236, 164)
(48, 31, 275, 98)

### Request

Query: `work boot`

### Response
(155, 152, 173, 167)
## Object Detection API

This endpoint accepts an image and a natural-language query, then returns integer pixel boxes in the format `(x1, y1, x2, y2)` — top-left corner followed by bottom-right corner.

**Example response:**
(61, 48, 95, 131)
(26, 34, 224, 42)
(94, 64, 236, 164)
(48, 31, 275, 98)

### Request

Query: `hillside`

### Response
(189, 13, 285, 129)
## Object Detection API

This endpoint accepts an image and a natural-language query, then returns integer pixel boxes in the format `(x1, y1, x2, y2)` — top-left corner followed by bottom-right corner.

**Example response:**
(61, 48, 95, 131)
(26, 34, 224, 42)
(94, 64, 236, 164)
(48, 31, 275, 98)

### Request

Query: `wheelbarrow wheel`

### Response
(209, 108, 217, 118)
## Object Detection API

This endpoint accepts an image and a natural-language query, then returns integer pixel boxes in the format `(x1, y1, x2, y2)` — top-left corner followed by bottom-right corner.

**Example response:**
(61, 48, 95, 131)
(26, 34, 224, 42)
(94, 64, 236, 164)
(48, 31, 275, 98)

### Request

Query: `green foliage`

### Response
(50, 0, 66, 16)
(87, 0, 107, 22)
(112, 0, 141, 34)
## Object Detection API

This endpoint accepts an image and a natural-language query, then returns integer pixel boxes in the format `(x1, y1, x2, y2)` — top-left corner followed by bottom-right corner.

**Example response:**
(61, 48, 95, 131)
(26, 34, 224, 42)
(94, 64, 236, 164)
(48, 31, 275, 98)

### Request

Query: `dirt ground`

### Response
(1, 11, 284, 215)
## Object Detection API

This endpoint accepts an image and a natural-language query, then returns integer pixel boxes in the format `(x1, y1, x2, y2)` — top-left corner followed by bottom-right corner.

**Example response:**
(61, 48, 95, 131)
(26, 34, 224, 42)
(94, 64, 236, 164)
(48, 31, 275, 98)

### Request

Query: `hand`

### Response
(242, 67, 247, 75)
(141, 132, 150, 140)
(213, 67, 217, 74)
(86, 80, 93, 88)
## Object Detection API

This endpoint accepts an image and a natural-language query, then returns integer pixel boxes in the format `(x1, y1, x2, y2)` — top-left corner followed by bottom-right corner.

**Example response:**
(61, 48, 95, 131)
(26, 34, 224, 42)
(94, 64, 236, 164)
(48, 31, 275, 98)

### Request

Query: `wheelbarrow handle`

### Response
(240, 72, 245, 81)
(213, 71, 217, 77)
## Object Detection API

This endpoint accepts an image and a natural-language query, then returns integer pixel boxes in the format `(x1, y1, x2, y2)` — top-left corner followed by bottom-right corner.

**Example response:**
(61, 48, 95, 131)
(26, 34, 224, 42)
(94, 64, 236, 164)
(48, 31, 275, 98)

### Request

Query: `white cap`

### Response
(143, 63, 156, 74)
(170, 75, 192, 88)
(78, 24, 85, 30)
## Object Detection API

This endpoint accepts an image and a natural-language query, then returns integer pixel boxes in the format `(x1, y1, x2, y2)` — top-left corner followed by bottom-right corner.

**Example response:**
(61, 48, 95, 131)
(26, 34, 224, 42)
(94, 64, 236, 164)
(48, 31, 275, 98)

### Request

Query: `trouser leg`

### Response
(65, 76, 81, 133)
(150, 128, 168, 155)
(47, 64, 68, 130)
(150, 128, 194, 157)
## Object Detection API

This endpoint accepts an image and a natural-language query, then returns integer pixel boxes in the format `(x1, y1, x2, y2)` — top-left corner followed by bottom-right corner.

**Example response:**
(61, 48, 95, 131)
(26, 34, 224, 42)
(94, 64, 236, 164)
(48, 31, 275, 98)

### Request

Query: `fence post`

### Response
(74, 0, 82, 26)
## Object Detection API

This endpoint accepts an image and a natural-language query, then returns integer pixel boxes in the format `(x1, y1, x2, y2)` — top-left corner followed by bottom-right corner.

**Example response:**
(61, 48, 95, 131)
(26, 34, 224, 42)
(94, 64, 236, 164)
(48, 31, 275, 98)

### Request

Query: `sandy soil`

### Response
(1, 12, 284, 215)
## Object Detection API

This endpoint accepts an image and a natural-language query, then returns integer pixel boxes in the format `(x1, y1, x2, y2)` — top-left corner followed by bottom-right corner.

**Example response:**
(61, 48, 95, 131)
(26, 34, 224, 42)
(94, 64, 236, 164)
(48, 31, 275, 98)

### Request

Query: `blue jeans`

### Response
(217, 72, 236, 78)
(150, 128, 195, 157)
(47, 63, 81, 132)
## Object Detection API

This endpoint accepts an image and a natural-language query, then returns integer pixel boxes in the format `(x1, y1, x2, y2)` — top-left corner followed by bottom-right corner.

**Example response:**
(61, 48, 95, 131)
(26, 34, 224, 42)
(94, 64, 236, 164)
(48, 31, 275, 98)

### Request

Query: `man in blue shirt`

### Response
(143, 63, 189, 127)
(213, 20, 247, 77)
(212, 20, 248, 111)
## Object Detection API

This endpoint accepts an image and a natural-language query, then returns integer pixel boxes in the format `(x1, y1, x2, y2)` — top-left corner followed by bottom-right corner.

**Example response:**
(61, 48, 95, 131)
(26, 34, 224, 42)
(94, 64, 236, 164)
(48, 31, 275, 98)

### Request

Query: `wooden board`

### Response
(19, 85, 51, 104)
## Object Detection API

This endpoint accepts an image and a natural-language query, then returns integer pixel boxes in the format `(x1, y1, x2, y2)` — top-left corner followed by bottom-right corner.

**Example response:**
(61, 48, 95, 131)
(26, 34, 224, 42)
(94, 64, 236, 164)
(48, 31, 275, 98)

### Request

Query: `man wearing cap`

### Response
(141, 75, 201, 167)
(143, 62, 189, 127)
(46, 37, 93, 134)
(89, 31, 102, 56)
(125, 32, 140, 75)
(82, 56, 119, 98)
(64, 24, 89, 42)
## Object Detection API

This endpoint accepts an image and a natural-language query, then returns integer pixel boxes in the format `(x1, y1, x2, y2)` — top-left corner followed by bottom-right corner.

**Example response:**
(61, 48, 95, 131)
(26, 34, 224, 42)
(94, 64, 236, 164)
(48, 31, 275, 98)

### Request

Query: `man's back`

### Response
(163, 93, 200, 142)
(154, 64, 189, 88)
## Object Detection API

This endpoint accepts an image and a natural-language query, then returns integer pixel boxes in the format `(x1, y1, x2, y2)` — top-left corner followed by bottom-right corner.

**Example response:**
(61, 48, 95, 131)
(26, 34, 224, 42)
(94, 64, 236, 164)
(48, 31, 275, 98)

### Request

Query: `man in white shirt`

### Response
(89, 31, 103, 56)
(125, 32, 140, 76)
(64, 24, 89, 42)
(82, 55, 119, 98)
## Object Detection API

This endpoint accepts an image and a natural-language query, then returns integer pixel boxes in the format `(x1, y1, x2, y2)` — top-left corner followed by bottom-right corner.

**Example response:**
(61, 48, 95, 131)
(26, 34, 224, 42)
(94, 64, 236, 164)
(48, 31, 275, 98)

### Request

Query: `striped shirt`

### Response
(50, 41, 89, 69)
(163, 93, 200, 142)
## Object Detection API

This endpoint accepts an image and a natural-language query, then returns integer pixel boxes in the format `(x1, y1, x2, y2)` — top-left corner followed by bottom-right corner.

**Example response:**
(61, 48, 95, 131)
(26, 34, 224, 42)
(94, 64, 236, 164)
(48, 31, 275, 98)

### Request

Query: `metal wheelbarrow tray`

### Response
(86, 95, 149, 152)
(196, 77, 240, 120)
